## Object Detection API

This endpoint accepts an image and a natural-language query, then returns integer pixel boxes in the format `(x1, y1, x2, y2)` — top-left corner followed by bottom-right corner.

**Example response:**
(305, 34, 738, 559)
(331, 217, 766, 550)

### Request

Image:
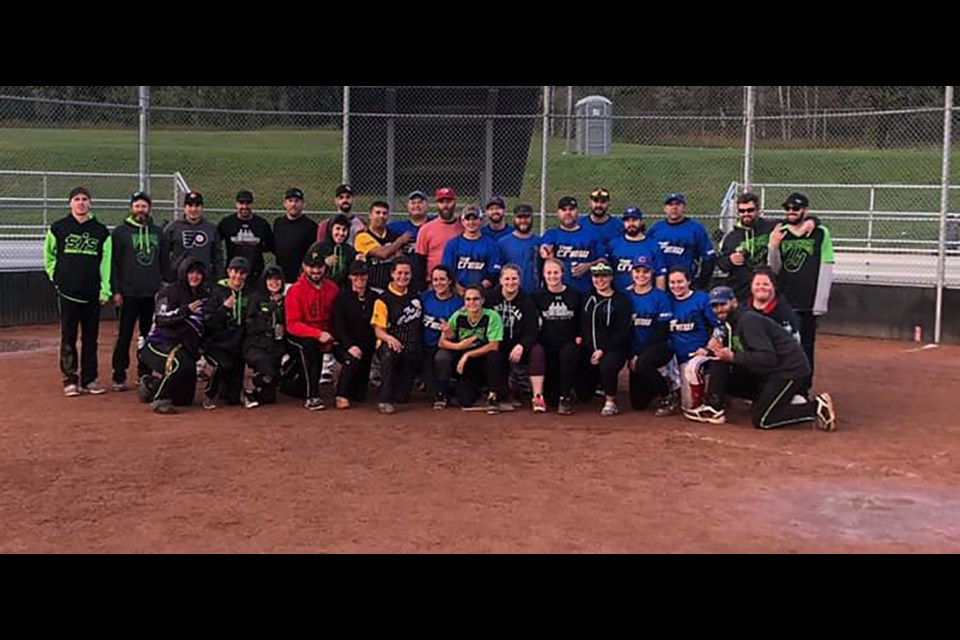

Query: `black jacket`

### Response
(730, 307, 811, 381)
(747, 295, 802, 342)
(582, 290, 632, 354)
(111, 216, 168, 298)
(312, 240, 358, 289)
(273, 215, 319, 284)
(716, 218, 777, 302)
(243, 266, 286, 356)
(485, 289, 539, 355)
(44, 214, 112, 303)
(204, 278, 254, 355)
(333, 286, 378, 352)
(145, 258, 209, 358)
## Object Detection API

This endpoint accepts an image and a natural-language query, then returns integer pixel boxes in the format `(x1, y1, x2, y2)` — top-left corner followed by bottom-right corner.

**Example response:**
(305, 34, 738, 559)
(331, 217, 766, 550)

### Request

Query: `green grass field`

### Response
(1, 127, 956, 247)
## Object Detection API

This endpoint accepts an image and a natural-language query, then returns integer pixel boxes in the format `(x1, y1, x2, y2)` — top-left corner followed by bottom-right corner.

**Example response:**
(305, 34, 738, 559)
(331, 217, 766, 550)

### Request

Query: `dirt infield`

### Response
(1, 322, 958, 554)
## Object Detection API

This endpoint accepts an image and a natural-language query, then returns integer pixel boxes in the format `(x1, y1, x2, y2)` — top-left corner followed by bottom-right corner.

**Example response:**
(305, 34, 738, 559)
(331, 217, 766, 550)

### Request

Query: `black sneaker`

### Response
(486, 393, 501, 416)
(654, 392, 679, 417)
(305, 398, 325, 412)
(433, 394, 448, 411)
(151, 399, 176, 415)
(558, 396, 574, 416)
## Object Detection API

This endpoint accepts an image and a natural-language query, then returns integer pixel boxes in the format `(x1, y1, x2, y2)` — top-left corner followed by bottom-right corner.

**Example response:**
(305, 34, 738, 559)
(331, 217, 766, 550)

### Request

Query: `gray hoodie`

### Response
(164, 218, 223, 281)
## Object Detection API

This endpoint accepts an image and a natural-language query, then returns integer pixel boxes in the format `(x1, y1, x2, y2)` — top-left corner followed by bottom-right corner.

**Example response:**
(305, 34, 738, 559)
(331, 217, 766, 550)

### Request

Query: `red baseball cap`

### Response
(436, 187, 457, 201)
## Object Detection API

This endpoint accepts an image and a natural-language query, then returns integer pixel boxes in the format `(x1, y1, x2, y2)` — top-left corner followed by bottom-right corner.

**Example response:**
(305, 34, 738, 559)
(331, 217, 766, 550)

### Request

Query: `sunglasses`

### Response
(785, 206, 804, 212)
(738, 207, 758, 214)
(592, 197, 610, 203)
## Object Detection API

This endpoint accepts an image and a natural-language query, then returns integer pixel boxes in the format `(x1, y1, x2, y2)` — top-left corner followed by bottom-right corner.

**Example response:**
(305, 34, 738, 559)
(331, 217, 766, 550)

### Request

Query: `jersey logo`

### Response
(781, 238, 815, 273)
(64, 233, 101, 256)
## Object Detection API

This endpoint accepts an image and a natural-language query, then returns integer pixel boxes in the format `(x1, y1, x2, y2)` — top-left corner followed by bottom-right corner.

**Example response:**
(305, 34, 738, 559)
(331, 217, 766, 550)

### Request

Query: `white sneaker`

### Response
(64, 384, 81, 398)
(601, 402, 619, 418)
(684, 405, 727, 425)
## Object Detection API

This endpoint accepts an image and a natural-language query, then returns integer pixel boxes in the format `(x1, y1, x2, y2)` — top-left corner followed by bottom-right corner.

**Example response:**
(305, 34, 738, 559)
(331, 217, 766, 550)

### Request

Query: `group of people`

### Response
(43, 183, 837, 431)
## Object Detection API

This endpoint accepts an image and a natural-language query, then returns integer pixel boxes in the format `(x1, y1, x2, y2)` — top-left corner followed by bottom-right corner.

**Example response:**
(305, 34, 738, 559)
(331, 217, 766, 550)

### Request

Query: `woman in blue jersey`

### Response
(626, 256, 676, 414)
(668, 266, 723, 414)
(420, 265, 464, 410)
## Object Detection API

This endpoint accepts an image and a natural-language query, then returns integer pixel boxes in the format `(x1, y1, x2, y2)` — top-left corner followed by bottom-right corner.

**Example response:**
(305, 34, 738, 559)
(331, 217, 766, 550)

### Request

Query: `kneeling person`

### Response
(242, 265, 286, 409)
(202, 257, 254, 409)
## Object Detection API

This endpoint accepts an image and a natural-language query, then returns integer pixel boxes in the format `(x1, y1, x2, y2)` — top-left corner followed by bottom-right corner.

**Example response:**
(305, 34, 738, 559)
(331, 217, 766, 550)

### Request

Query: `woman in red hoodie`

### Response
(285, 246, 340, 411)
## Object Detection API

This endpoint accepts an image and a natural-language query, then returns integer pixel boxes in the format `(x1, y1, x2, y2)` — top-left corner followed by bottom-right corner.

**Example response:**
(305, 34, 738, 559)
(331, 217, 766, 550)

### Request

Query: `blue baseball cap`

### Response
(709, 286, 736, 305)
(622, 207, 644, 220)
(631, 256, 654, 271)
(664, 192, 686, 205)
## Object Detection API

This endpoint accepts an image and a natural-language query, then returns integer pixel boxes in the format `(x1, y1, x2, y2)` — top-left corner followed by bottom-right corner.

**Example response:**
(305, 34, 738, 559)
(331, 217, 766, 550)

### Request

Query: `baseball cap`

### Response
(462, 206, 484, 221)
(485, 196, 506, 209)
(183, 191, 204, 206)
(783, 193, 810, 209)
(631, 256, 654, 271)
(590, 262, 614, 277)
(709, 286, 736, 306)
(228, 257, 250, 273)
(436, 187, 457, 201)
(69, 187, 91, 200)
(348, 261, 370, 276)
(622, 207, 644, 220)
(130, 190, 152, 205)
(336, 184, 355, 197)
(285, 188, 305, 201)
(302, 246, 328, 268)
(514, 204, 534, 217)
(664, 192, 686, 205)
(558, 196, 579, 210)
(591, 188, 611, 201)
(236, 190, 255, 204)
(408, 190, 428, 201)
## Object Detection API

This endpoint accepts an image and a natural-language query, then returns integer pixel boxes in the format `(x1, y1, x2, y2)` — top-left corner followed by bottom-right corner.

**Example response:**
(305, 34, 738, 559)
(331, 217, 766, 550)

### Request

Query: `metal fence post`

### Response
(565, 86, 574, 155)
(42, 173, 49, 228)
(342, 86, 351, 185)
(867, 186, 876, 250)
(540, 86, 551, 236)
(936, 85, 954, 345)
(742, 86, 756, 192)
(139, 86, 150, 193)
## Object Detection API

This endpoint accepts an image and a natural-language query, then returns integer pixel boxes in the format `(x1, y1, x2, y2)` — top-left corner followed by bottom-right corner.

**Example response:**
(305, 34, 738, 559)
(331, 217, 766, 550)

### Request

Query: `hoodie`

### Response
(244, 265, 287, 356)
(285, 273, 340, 340)
(44, 213, 112, 304)
(203, 276, 254, 355)
(145, 258, 208, 358)
(164, 218, 222, 281)
(582, 290, 633, 354)
(310, 239, 357, 289)
(111, 215, 168, 298)
(729, 307, 811, 381)
(716, 218, 777, 302)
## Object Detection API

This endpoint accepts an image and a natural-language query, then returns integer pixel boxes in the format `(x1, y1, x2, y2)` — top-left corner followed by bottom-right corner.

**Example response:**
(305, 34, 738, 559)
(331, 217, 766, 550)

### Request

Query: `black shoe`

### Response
(486, 393, 501, 416)
(558, 397, 574, 416)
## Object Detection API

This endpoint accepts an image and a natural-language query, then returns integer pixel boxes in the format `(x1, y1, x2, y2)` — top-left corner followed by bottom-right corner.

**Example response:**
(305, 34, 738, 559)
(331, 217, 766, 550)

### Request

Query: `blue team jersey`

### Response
(441, 235, 504, 288)
(541, 226, 606, 293)
(669, 291, 721, 364)
(498, 233, 541, 293)
(647, 218, 717, 276)
(628, 288, 674, 354)
(607, 236, 668, 293)
(388, 219, 432, 257)
(420, 291, 464, 349)
(482, 225, 515, 243)
(581, 215, 622, 250)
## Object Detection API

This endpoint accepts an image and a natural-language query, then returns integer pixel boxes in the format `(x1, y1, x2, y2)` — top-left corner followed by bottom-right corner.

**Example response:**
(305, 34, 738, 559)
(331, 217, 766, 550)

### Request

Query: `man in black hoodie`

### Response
(242, 265, 287, 409)
(44, 187, 113, 397)
(110, 191, 169, 392)
(691, 287, 837, 432)
(577, 262, 632, 417)
(138, 258, 208, 414)
(202, 257, 254, 409)
(332, 261, 378, 409)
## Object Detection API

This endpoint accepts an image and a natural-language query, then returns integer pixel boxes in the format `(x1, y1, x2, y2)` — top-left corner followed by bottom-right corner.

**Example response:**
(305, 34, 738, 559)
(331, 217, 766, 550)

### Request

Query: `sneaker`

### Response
(601, 401, 620, 418)
(335, 397, 352, 410)
(82, 381, 107, 396)
(654, 392, 680, 417)
(64, 384, 81, 398)
(112, 381, 129, 393)
(243, 394, 261, 410)
(532, 395, 547, 414)
(558, 397, 574, 416)
(791, 394, 809, 406)
(684, 405, 727, 425)
(595, 384, 605, 399)
(203, 396, 217, 411)
(486, 393, 502, 416)
(151, 399, 176, 415)
(305, 398, 325, 412)
(816, 393, 837, 432)
(379, 403, 396, 415)
(433, 394, 448, 411)
(137, 376, 155, 404)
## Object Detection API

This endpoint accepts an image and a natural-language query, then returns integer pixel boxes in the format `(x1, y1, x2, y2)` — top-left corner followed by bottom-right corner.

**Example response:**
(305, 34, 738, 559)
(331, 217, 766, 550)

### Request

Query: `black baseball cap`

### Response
(783, 193, 810, 209)
(336, 184, 355, 197)
(228, 257, 250, 273)
(558, 196, 579, 210)
(285, 188, 305, 201)
(69, 187, 91, 200)
(130, 191, 152, 205)
(236, 190, 255, 204)
(303, 246, 328, 268)
(514, 204, 534, 217)
(486, 196, 506, 210)
(348, 261, 370, 276)
(183, 191, 204, 206)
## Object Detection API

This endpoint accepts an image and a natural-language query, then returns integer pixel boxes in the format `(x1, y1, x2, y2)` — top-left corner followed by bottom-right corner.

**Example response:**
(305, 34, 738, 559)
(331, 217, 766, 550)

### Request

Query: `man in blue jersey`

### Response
(648, 192, 718, 291)
(607, 207, 667, 294)
(498, 204, 541, 293)
(389, 190, 433, 294)
(582, 188, 621, 250)
(482, 196, 514, 243)
(540, 196, 606, 293)
(442, 206, 504, 293)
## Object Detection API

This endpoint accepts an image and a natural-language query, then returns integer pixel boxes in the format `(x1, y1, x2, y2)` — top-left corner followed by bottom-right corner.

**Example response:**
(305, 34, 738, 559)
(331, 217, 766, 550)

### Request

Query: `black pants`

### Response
(286, 335, 325, 400)
(578, 349, 628, 402)
(204, 348, 245, 406)
(453, 351, 508, 408)
(797, 311, 819, 394)
(112, 296, 155, 384)
(246, 345, 285, 405)
(335, 342, 374, 403)
(543, 342, 582, 406)
(139, 344, 197, 406)
(752, 378, 817, 430)
(379, 345, 420, 405)
(629, 342, 674, 410)
(427, 348, 455, 396)
(59, 296, 101, 387)
(706, 360, 761, 408)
